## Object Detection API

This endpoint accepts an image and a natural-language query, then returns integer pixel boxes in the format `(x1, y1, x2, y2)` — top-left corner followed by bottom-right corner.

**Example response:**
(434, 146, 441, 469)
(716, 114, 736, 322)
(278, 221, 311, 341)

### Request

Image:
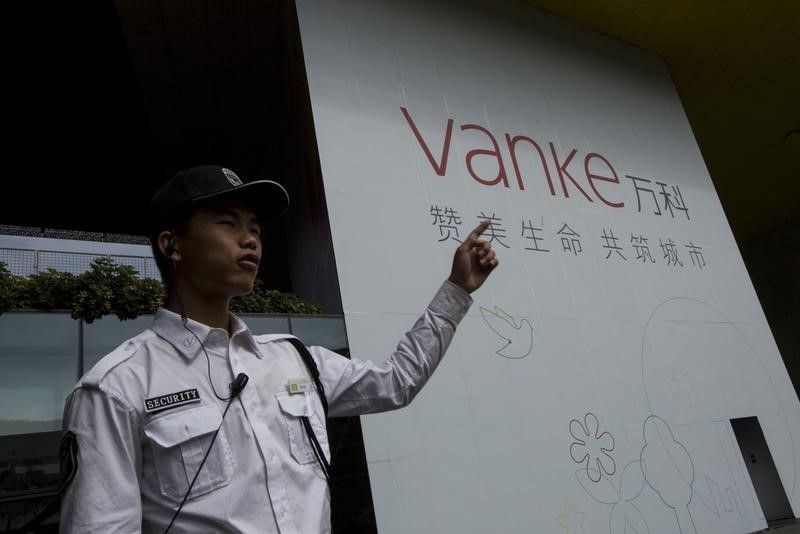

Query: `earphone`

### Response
(164, 230, 177, 258)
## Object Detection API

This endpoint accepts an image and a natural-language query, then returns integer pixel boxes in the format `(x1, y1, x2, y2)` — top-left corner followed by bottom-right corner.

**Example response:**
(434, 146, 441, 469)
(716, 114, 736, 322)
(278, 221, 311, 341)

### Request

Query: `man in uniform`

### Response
(60, 165, 499, 532)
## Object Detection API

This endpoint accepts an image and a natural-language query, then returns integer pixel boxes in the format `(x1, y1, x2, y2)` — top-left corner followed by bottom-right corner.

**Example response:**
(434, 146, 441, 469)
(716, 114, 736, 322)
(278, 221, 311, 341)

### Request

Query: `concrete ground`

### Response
(754, 518, 800, 533)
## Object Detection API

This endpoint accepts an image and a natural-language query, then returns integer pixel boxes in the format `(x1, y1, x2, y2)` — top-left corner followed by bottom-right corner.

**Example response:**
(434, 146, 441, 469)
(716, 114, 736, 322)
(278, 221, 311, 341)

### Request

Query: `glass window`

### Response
(239, 315, 291, 337)
(289, 316, 348, 353)
(82, 314, 154, 371)
(0, 312, 78, 437)
(0, 430, 62, 499)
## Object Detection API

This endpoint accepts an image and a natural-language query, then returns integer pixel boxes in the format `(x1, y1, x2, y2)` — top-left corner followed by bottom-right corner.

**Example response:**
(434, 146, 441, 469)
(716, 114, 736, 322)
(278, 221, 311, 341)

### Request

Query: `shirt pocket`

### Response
(275, 391, 330, 465)
(143, 404, 235, 502)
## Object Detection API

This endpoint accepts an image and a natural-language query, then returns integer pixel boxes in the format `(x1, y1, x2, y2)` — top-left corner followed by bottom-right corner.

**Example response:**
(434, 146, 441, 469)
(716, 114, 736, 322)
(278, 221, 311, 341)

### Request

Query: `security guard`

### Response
(59, 165, 499, 533)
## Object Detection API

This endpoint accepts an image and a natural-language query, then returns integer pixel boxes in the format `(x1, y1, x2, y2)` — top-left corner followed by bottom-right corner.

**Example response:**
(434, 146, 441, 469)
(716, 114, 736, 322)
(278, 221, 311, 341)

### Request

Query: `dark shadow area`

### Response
(731, 417, 794, 522)
(740, 218, 800, 400)
(1, 1, 373, 531)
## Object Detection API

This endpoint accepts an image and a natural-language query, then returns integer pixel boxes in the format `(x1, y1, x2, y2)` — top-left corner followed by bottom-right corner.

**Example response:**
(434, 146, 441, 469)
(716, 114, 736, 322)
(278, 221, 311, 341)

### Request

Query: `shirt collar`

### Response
(150, 307, 261, 359)
(229, 314, 261, 357)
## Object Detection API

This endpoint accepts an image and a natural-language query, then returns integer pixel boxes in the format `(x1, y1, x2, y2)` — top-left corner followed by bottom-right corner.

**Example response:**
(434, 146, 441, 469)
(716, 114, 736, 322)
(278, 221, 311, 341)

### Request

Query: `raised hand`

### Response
(447, 220, 499, 294)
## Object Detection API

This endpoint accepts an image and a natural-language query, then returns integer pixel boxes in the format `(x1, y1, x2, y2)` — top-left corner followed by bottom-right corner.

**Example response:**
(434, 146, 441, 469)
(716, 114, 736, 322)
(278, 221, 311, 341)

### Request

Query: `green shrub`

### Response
(1, 258, 320, 320)
(230, 279, 272, 313)
(231, 279, 322, 315)
(71, 258, 121, 323)
(263, 289, 323, 315)
(27, 269, 77, 310)
(0, 262, 29, 312)
(71, 258, 167, 323)
(115, 277, 165, 321)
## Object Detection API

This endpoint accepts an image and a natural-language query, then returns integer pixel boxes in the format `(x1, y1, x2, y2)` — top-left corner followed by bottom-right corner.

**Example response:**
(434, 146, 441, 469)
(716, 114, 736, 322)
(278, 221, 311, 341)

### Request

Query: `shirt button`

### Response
(270, 455, 277, 463)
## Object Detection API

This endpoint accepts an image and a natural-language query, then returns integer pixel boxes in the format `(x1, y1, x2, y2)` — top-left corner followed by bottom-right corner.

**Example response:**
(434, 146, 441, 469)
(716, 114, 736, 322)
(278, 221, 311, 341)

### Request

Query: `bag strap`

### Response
(286, 337, 329, 417)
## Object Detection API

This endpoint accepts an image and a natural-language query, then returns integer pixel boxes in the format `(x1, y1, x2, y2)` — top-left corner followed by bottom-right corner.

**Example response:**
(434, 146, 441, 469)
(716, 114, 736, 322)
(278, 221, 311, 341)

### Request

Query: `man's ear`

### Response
(158, 230, 181, 260)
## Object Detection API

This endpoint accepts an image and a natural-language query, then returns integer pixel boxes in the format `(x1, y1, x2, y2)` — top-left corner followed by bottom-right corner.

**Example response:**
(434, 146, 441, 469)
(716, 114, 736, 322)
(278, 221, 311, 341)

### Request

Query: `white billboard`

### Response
(295, 0, 800, 532)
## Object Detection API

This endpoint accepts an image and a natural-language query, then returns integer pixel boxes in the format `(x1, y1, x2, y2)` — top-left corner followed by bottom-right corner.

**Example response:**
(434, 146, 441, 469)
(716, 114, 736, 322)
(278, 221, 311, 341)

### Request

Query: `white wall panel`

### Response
(296, 0, 799, 531)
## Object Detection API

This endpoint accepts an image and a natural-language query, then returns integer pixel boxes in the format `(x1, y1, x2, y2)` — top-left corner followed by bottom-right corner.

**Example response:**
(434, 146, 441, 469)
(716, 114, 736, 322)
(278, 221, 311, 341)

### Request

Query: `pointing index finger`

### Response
(468, 220, 491, 242)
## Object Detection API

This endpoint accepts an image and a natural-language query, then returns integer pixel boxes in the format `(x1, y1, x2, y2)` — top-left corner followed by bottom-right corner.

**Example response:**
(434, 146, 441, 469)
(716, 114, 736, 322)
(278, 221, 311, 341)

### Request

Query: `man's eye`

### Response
(251, 228, 261, 237)
(219, 220, 235, 227)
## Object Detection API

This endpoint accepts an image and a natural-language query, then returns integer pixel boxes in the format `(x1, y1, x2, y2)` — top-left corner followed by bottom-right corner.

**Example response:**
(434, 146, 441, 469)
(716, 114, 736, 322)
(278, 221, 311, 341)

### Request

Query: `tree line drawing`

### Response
(568, 413, 700, 534)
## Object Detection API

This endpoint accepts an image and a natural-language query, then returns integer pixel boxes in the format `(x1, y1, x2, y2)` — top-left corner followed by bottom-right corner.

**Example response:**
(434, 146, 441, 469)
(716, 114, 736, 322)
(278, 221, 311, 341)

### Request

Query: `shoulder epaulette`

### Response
(80, 334, 149, 388)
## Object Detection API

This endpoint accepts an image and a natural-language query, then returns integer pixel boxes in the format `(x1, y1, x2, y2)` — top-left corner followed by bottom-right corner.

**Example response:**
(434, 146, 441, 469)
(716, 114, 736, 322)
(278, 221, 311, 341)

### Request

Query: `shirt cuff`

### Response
(428, 280, 473, 324)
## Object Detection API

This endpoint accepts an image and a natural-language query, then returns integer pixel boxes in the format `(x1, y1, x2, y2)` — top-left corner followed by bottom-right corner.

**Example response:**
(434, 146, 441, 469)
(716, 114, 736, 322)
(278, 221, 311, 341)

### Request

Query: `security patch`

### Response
(144, 389, 201, 414)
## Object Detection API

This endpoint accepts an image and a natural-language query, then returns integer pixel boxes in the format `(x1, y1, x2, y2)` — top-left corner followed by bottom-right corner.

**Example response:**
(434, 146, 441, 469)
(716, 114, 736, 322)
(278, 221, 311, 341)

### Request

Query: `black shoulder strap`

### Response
(286, 337, 328, 417)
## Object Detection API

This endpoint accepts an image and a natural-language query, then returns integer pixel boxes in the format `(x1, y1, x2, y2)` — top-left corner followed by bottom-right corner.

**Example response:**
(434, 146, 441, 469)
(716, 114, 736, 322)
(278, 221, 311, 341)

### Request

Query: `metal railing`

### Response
(0, 247, 159, 280)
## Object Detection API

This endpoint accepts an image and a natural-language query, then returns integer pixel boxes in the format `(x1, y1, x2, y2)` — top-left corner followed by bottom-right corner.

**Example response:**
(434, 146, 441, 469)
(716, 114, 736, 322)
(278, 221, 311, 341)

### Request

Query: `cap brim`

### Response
(192, 179, 290, 221)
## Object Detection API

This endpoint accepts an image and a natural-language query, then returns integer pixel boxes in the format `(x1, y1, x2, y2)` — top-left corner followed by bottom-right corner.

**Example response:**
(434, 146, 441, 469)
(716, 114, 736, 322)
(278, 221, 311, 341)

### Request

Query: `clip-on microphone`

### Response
(230, 372, 249, 398)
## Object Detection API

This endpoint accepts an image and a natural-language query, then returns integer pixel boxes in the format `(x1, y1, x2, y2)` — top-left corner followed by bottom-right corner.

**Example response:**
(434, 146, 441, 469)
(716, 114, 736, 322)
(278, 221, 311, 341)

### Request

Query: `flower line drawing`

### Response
(570, 412, 616, 482)
(556, 501, 586, 534)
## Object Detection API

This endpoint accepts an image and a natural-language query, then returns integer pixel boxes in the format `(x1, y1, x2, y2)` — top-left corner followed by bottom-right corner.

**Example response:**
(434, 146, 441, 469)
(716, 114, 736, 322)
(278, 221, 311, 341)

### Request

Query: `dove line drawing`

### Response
(479, 305, 534, 359)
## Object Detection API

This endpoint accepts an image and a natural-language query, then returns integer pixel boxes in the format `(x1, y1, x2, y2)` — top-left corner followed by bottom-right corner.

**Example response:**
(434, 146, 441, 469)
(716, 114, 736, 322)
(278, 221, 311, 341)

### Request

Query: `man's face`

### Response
(176, 195, 263, 299)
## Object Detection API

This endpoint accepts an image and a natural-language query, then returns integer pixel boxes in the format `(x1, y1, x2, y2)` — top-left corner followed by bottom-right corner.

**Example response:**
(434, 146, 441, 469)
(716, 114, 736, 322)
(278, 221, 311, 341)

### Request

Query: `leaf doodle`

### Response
(620, 460, 646, 502)
(610, 502, 650, 534)
(575, 468, 619, 505)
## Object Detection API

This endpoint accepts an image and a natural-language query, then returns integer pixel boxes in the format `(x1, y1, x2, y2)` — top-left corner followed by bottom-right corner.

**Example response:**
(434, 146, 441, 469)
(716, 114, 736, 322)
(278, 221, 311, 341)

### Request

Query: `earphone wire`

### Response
(165, 289, 242, 532)
(176, 290, 232, 402)
(164, 394, 237, 534)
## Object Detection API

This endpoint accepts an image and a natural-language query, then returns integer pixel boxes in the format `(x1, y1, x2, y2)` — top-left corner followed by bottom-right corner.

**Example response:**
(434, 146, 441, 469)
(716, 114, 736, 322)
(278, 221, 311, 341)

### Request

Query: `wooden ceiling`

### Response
(524, 0, 800, 243)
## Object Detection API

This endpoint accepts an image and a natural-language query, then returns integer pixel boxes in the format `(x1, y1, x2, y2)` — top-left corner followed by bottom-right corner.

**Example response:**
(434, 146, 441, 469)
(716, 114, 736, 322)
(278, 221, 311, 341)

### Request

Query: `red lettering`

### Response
(549, 143, 592, 202)
(401, 107, 625, 211)
(461, 124, 509, 187)
(400, 107, 453, 176)
(505, 134, 556, 195)
(585, 153, 624, 208)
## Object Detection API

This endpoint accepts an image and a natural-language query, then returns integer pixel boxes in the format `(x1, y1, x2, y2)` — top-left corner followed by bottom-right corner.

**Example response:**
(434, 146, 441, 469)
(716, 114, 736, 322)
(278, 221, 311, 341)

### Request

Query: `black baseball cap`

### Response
(150, 165, 289, 222)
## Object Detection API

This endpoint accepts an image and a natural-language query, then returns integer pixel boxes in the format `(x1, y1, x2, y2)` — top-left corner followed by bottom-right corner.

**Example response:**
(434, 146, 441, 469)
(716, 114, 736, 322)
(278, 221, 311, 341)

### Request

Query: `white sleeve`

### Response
(60, 386, 143, 534)
(313, 280, 472, 417)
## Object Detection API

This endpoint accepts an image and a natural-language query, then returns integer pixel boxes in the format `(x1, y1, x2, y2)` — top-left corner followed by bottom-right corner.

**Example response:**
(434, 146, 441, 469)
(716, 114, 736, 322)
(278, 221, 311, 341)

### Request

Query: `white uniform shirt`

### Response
(60, 280, 471, 533)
